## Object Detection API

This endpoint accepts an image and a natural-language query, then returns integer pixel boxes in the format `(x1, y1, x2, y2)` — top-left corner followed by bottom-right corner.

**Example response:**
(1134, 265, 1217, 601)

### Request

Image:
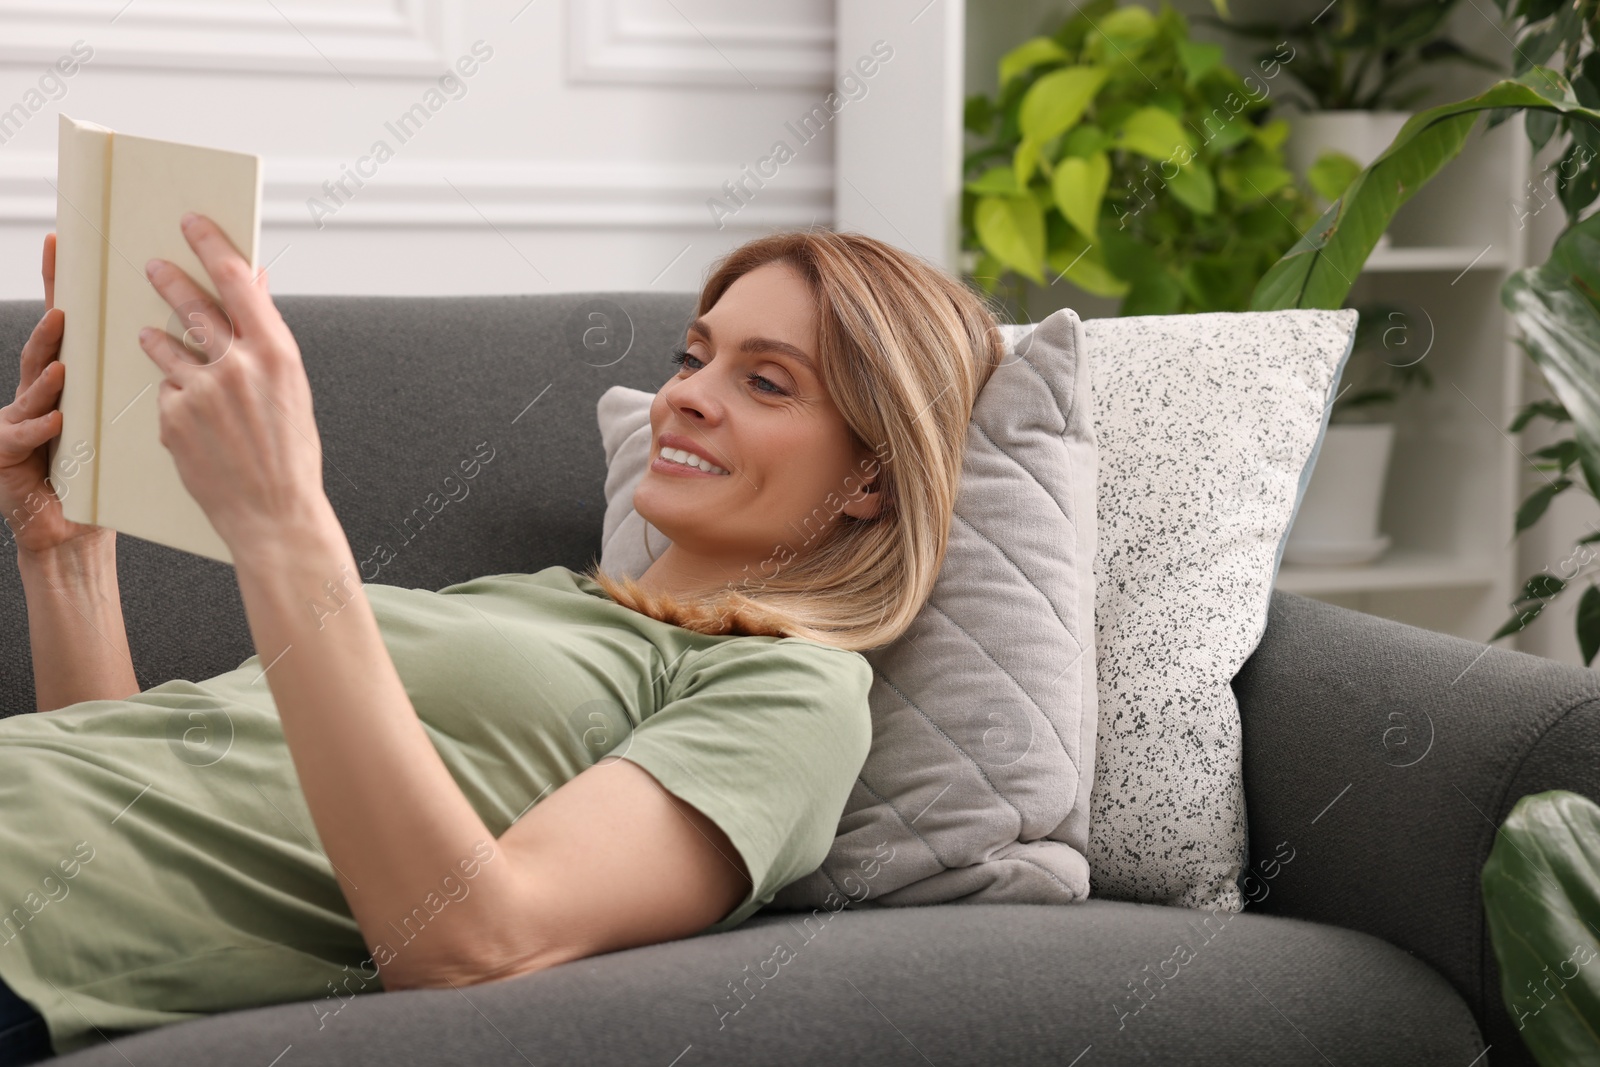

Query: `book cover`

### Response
(48, 113, 264, 566)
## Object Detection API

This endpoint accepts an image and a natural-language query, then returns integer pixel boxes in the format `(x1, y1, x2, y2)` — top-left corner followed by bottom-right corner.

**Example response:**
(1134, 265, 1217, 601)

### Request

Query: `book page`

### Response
(97, 130, 262, 566)
(49, 113, 112, 526)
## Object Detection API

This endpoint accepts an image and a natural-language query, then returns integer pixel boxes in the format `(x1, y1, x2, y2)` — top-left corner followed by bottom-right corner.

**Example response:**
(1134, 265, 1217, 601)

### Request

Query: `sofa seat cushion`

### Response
(48, 903, 1482, 1067)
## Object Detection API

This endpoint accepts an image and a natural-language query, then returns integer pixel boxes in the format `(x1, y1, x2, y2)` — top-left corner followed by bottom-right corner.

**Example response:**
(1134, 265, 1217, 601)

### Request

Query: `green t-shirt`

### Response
(0, 566, 871, 1056)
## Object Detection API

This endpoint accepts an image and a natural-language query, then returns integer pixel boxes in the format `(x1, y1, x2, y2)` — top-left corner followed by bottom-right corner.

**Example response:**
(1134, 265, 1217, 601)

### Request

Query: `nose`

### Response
(663, 361, 725, 424)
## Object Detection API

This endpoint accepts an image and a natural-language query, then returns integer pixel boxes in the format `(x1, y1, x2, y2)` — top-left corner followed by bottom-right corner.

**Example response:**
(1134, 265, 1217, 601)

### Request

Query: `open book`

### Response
(48, 113, 263, 566)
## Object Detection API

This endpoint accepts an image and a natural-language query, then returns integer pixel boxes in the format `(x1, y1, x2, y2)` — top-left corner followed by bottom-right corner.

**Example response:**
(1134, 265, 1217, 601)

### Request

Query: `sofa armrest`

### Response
(1233, 589, 1600, 1066)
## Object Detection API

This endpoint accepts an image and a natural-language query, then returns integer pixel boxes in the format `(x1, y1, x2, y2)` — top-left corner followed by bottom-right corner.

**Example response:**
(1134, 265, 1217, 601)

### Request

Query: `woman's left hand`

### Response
(140, 212, 329, 557)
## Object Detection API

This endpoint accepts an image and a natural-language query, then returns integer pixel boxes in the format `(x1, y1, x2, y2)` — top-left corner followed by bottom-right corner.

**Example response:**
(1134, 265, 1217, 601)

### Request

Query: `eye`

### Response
(747, 373, 788, 397)
(669, 349, 790, 397)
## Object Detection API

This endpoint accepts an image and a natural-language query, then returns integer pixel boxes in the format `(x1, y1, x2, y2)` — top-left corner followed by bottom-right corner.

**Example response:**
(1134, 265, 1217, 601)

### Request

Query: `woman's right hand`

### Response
(0, 232, 107, 556)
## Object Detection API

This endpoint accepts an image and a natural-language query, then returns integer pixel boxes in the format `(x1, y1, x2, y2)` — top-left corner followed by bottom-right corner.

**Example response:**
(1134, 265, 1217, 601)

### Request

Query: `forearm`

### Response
(16, 529, 140, 711)
(232, 499, 526, 991)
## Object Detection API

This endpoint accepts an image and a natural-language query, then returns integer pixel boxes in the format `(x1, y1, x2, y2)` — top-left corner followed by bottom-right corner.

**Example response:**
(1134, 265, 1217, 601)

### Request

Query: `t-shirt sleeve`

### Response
(614, 637, 873, 934)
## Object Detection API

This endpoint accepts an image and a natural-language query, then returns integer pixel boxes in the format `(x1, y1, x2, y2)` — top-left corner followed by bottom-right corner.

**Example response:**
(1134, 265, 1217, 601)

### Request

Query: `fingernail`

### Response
(145, 258, 162, 276)
(181, 212, 198, 229)
(139, 327, 153, 341)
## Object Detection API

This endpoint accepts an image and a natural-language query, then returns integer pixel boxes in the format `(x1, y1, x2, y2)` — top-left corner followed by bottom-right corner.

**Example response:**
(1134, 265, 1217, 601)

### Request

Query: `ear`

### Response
(840, 476, 882, 521)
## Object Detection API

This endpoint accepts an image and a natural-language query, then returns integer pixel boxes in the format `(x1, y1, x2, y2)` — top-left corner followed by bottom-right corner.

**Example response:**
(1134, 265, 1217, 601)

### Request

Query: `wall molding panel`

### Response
(0, 153, 832, 230)
(0, 0, 459, 79)
(567, 0, 833, 88)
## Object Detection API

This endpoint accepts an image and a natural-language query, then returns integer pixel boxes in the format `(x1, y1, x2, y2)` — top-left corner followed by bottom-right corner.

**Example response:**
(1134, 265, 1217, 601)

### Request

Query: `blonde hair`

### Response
(586, 230, 1004, 652)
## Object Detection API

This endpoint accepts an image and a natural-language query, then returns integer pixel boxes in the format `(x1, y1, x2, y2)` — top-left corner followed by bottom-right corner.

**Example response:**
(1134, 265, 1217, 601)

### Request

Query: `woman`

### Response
(0, 221, 1002, 1061)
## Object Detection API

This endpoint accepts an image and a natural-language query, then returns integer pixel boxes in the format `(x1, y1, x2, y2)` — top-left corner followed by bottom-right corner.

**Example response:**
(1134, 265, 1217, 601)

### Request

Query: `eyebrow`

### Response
(687, 317, 817, 376)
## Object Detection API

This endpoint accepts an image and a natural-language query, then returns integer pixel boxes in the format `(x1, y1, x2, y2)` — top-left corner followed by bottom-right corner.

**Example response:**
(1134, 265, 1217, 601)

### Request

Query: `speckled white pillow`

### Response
(595, 308, 1100, 913)
(1083, 309, 1357, 911)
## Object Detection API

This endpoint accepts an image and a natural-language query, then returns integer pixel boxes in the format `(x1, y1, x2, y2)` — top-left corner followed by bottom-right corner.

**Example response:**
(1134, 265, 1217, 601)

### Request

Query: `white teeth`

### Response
(661, 446, 728, 475)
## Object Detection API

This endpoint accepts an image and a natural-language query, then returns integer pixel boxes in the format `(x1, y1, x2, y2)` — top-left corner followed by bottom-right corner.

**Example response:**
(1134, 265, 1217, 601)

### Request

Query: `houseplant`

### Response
(960, 0, 1318, 319)
(1489, 0, 1600, 661)
(1212, 0, 1501, 231)
(1217, 20, 1600, 1053)
(1480, 789, 1600, 1063)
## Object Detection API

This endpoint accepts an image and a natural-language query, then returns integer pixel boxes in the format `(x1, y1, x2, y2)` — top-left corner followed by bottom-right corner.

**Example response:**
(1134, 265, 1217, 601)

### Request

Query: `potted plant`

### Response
(1283, 302, 1433, 565)
(1212, 0, 1501, 236)
(959, 0, 1319, 319)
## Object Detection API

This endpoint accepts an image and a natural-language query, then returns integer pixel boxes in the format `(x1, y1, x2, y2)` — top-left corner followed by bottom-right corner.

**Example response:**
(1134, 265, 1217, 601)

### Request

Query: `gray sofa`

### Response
(0, 292, 1594, 1066)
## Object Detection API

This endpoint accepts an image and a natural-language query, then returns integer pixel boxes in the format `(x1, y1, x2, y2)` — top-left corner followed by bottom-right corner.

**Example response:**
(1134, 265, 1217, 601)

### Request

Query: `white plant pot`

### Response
(1283, 423, 1397, 566)
(1283, 111, 1411, 249)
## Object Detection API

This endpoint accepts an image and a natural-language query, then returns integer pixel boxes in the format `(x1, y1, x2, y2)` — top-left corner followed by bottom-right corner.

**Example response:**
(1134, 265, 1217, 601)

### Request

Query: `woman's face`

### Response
(634, 260, 881, 581)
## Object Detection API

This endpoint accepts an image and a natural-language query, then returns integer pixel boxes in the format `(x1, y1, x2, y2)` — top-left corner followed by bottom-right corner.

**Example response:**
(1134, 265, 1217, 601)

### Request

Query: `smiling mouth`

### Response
(656, 446, 730, 476)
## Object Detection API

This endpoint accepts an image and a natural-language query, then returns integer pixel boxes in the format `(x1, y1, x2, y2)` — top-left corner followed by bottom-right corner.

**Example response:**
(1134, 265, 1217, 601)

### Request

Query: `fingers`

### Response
(143, 259, 236, 368)
(16, 308, 64, 400)
(0, 407, 59, 466)
(175, 214, 280, 340)
(5, 361, 64, 424)
(138, 324, 203, 386)
(42, 233, 55, 311)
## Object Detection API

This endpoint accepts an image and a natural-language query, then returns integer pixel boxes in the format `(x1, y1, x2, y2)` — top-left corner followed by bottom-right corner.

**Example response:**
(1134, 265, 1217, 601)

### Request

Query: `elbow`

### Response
(387, 932, 579, 992)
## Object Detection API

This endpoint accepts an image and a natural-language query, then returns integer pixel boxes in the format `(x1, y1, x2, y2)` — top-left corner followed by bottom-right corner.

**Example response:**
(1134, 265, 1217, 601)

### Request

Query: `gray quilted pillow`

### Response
(595, 308, 1098, 910)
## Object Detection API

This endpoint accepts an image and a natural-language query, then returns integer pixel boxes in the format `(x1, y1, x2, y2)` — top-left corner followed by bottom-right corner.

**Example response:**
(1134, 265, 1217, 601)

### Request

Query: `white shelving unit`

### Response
(1275, 115, 1532, 646)
(945, 0, 1539, 648)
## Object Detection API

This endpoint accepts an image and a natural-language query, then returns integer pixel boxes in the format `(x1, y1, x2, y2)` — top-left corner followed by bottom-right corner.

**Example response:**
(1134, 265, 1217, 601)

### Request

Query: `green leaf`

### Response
(1580, 585, 1600, 665)
(1045, 234, 1129, 297)
(1308, 150, 1363, 203)
(1100, 229, 1178, 313)
(1221, 162, 1293, 202)
(964, 94, 996, 136)
(1093, 6, 1158, 57)
(1014, 139, 1043, 189)
(1490, 600, 1545, 641)
(1253, 118, 1290, 152)
(1509, 398, 1572, 432)
(1062, 124, 1110, 159)
(1559, 140, 1600, 218)
(1052, 151, 1111, 240)
(974, 195, 1046, 284)
(1115, 105, 1192, 160)
(1251, 69, 1600, 312)
(1505, 209, 1600, 501)
(1481, 790, 1600, 1059)
(999, 36, 1071, 88)
(1018, 66, 1111, 146)
(1516, 477, 1573, 534)
(1531, 439, 1582, 472)
(1176, 39, 1223, 85)
(1520, 572, 1569, 602)
(965, 166, 1021, 196)
(1164, 162, 1217, 215)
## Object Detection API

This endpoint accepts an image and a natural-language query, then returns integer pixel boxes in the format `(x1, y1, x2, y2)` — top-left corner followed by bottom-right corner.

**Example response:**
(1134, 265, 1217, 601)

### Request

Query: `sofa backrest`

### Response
(0, 292, 698, 711)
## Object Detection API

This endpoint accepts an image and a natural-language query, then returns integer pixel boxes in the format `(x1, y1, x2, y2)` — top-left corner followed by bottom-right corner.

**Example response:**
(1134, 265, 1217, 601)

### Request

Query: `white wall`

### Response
(0, 0, 853, 298)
